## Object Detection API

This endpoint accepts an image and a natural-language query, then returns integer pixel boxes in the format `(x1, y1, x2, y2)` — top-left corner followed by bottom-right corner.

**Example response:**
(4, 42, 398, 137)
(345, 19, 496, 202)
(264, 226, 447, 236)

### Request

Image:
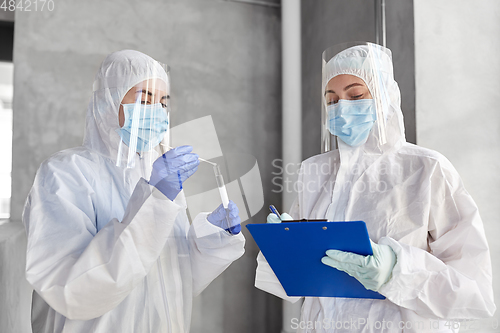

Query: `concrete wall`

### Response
(0, 222, 31, 333)
(414, 1, 500, 331)
(10, 1, 282, 332)
(0, 7, 14, 22)
(301, 0, 415, 159)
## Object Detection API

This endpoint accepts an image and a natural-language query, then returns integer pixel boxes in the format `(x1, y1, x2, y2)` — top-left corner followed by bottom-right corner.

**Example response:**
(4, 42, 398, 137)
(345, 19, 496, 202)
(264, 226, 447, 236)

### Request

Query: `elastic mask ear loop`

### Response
(367, 43, 387, 146)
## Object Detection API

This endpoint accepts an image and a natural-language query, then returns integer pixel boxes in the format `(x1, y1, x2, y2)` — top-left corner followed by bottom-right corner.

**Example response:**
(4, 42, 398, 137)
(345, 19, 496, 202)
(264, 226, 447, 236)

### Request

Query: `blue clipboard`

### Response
(247, 220, 385, 299)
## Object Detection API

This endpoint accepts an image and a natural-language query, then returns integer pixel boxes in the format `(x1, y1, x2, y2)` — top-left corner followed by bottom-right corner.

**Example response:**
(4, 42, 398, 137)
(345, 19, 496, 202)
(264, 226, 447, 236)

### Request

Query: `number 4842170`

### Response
(1, 0, 55, 11)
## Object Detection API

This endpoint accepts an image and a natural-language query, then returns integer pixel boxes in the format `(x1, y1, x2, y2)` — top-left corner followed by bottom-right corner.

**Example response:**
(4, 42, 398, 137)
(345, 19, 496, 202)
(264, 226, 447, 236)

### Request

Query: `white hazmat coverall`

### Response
(23, 50, 245, 333)
(255, 44, 495, 333)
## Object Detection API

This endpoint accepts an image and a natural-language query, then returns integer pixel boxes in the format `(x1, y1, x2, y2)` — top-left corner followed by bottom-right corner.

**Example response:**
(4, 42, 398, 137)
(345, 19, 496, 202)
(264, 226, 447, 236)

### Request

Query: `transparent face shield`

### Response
(321, 42, 390, 153)
(115, 63, 171, 170)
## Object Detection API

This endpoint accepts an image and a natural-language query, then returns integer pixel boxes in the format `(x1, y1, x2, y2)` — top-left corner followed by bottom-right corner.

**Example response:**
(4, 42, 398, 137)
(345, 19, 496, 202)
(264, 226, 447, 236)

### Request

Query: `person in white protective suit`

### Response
(22, 50, 245, 333)
(256, 43, 496, 333)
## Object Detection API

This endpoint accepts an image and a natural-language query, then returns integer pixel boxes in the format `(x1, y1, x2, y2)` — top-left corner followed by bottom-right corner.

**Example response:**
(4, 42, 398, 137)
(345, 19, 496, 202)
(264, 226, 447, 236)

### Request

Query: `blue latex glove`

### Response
(149, 145, 200, 201)
(321, 240, 397, 291)
(266, 212, 293, 223)
(207, 200, 241, 235)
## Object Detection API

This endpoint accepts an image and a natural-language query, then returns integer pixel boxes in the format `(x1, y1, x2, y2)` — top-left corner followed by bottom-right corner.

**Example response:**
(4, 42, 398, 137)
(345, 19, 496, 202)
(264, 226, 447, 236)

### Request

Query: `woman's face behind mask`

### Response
(119, 78, 169, 127)
(325, 75, 377, 147)
(117, 78, 169, 152)
(324, 74, 372, 106)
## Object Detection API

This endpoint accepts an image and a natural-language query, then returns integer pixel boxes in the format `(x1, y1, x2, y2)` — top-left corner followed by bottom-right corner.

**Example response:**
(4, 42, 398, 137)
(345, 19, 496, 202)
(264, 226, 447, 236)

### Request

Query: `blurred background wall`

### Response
(1, 0, 499, 332)
(414, 1, 500, 331)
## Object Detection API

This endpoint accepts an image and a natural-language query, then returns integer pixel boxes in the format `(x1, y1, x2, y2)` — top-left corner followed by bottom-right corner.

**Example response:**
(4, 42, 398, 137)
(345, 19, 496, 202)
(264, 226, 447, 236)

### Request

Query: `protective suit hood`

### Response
(83, 50, 169, 165)
(323, 44, 406, 154)
(322, 44, 407, 221)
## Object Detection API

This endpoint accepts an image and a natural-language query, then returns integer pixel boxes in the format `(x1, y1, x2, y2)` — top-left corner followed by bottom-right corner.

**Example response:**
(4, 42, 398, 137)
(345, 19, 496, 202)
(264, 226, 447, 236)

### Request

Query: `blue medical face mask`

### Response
(327, 99, 377, 147)
(117, 103, 168, 152)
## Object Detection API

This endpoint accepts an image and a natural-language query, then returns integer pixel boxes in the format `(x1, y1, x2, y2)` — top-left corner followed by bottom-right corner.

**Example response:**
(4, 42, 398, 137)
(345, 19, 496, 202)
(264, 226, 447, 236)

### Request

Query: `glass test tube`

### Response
(214, 164, 231, 230)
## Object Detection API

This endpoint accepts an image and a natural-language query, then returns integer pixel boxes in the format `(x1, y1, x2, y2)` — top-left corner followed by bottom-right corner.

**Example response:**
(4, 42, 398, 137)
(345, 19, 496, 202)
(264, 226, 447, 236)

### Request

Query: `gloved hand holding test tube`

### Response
(202, 159, 241, 234)
(213, 164, 231, 229)
(164, 145, 240, 234)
